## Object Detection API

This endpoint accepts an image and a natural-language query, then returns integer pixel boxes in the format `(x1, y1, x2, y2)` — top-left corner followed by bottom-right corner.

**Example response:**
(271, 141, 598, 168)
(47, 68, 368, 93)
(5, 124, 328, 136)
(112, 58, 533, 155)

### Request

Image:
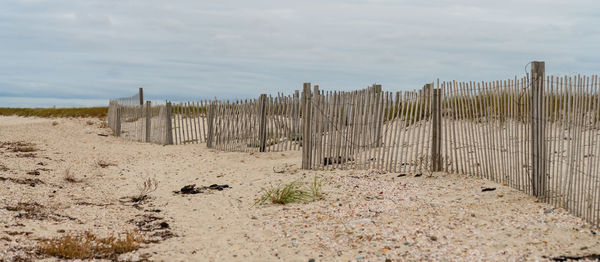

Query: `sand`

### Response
(0, 116, 599, 261)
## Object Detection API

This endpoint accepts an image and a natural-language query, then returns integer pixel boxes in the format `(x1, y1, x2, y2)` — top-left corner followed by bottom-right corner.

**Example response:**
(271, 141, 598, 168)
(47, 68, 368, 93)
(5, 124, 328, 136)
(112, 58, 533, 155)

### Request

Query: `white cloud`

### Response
(0, 0, 599, 106)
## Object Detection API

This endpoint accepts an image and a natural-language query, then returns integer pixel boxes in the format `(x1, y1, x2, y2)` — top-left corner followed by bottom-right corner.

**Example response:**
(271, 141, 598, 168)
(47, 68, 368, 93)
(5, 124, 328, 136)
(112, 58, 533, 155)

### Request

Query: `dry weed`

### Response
(97, 160, 116, 168)
(6, 202, 43, 213)
(63, 168, 82, 183)
(133, 177, 159, 202)
(39, 231, 143, 259)
(1, 141, 37, 153)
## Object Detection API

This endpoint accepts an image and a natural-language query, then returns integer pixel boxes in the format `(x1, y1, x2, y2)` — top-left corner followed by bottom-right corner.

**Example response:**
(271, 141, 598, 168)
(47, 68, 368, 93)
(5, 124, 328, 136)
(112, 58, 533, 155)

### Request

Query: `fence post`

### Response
(115, 107, 122, 137)
(531, 61, 546, 198)
(258, 94, 268, 152)
(145, 101, 151, 143)
(139, 88, 144, 105)
(206, 102, 214, 148)
(301, 83, 312, 169)
(293, 90, 300, 134)
(431, 84, 442, 172)
(374, 84, 383, 146)
(165, 102, 173, 145)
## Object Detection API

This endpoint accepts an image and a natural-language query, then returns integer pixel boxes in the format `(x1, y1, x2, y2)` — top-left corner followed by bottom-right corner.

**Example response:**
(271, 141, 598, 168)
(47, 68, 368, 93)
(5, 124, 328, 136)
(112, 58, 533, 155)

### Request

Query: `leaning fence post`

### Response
(430, 84, 442, 172)
(145, 101, 151, 143)
(258, 94, 268, 152)
(301, 83, 312, 169)
(531, 61, 547, 198)
(165, 102, 173, 145)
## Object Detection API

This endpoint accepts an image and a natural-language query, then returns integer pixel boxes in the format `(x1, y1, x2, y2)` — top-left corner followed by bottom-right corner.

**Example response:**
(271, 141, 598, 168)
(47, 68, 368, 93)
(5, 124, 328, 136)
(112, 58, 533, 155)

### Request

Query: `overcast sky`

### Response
(1, 0, 599, 107)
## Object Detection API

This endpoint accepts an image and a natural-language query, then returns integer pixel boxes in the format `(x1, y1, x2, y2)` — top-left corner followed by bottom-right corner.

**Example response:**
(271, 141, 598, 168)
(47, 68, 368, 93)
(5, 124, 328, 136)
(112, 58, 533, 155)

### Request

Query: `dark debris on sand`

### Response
(175, 184, 231, 194)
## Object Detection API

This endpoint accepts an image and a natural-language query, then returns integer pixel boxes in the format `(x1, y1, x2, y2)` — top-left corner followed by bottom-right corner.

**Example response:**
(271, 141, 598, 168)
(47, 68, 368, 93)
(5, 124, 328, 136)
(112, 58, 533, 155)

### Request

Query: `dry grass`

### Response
(1, 141, 37, 153)
(39, 231, 143, 259)
(6, 202, 42, 213)
(133, 177, 159, 202)
(97, 160, 116, 168)
(11, 145, 37, 153)
(0, 107, 107, 118)
(63, 168, 82, 183)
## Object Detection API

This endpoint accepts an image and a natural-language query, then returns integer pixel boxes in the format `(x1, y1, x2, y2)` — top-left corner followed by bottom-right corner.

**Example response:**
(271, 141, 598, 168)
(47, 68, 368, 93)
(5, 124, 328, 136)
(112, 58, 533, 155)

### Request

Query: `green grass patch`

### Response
(254, 176, 324, 206)
(0, 107, 108, 118)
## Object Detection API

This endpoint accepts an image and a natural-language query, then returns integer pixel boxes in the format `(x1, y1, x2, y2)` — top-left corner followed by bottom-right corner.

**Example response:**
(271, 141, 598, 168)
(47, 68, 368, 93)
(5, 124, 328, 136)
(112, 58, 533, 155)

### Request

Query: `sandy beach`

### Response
(1, 116, 599, 261)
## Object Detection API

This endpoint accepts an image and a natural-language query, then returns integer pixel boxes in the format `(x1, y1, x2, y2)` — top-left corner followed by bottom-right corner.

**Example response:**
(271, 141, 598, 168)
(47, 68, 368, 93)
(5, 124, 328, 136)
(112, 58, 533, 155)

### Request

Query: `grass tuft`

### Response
(39, 231, 143, 259)
(255, 180, 307, 206)
(308, 175, 324, 200)
(254, 176, 325, 206)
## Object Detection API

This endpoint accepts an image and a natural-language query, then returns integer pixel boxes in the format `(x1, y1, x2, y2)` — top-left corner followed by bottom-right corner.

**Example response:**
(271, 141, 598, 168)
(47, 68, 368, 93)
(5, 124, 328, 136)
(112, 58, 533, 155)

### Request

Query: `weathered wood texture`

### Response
(439, 73, 600, 227)
(201, 92, 303, 152)
(107, 89, 172, 145)
(302, 84, 434, 174)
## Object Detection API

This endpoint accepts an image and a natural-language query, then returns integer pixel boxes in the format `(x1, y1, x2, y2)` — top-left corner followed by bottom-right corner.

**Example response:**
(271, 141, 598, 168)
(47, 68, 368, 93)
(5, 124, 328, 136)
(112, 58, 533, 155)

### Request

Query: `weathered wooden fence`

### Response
(300, 83, 434, 173)
(168, 101, 210, 145)
(107, 90, 303, 149)
(107, 61, 599, 226)
(206, 92, 302, 152)
(107, 88, 171, 145)
(300, 61, 600, 227)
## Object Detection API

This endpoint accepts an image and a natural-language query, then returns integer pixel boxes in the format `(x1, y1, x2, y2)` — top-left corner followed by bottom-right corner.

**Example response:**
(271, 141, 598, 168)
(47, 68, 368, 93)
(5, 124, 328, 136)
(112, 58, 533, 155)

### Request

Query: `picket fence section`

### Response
(169, 101, 209, 145)
(439, 73, 600, 228)
(300, 84, 434, 174)
(207, 92, 303, 152)
(107, 89, 171, 145)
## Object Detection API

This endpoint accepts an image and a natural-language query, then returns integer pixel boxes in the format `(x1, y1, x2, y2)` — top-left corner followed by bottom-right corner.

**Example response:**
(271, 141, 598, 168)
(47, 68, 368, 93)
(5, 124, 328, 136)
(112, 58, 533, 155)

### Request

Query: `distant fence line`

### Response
(107, 89, 171, 145)
(106, 61, 600, 227)
(106, 90, 303, 152)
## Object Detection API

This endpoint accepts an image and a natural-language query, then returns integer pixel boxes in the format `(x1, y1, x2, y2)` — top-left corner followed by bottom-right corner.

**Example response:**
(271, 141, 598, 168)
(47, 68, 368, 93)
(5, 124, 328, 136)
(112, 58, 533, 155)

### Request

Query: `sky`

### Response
(1, 0, 600, 107)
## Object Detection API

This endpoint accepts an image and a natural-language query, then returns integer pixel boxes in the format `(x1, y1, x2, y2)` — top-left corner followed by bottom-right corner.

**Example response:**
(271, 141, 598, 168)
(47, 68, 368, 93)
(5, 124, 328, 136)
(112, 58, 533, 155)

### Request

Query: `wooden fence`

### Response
(107, 89, 171, 145)
(168, 101, 210, 145)
(206, 92, 303, 152)
(300, 61, 600, 227)
(106, 61, 599, 226)
(108, 90, 303, 149)
(300, 83, 433, 173)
